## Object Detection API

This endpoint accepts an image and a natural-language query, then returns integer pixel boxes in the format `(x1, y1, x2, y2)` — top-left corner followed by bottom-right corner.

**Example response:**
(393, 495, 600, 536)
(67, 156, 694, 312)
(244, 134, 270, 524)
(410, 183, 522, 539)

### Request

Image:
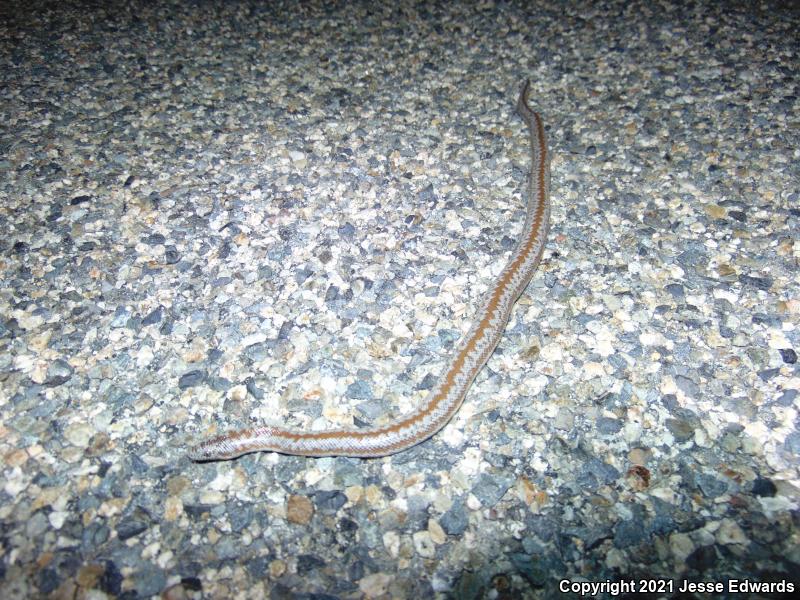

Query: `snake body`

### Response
(188, 81, 550, 460)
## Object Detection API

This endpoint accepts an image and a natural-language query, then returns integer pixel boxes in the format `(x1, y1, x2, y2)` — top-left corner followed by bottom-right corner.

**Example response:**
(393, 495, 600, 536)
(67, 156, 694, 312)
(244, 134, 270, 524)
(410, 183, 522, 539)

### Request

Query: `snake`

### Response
(188, 80, 551, 460)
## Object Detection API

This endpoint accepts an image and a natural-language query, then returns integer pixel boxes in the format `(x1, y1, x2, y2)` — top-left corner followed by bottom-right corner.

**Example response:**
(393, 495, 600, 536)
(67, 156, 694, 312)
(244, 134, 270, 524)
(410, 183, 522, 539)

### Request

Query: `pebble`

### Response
(286, 494, 314, 525)
(412, 531, 436, 558)
(63, 422, 94, 447)
(440, 500, 469, 536)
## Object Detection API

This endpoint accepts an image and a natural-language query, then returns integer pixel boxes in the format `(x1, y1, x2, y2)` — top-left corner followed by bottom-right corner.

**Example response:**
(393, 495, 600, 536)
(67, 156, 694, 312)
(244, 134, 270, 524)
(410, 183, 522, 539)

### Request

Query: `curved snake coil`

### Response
(188, 80, 551, 460)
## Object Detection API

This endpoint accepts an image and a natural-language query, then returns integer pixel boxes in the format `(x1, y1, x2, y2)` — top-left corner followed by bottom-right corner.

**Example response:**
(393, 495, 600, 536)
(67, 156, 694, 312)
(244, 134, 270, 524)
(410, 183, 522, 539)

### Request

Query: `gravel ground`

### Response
(1, 0, 799, 598)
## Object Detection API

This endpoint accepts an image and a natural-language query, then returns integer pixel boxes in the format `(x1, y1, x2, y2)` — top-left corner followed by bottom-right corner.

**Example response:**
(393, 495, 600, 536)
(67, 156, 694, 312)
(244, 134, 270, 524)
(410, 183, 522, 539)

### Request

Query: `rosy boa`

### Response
(189, 80, 550, 460)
